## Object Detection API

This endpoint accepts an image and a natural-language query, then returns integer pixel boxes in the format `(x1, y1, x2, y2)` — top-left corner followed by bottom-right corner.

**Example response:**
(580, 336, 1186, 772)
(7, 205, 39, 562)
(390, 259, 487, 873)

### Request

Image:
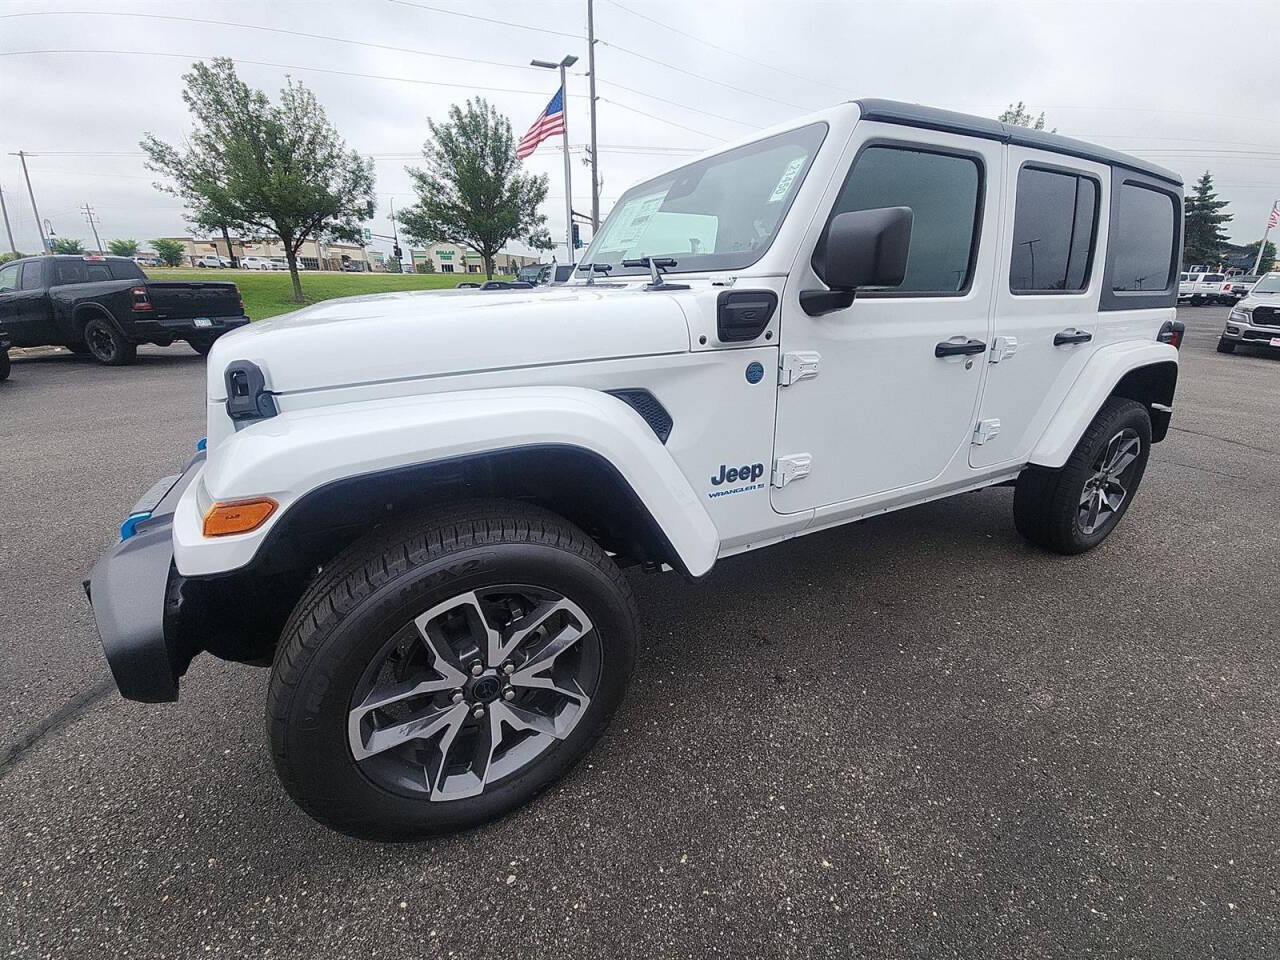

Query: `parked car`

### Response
(478, 280, 535, 290)
(0, 328, 10, 381)
(1218, 271, 1280, 353)
(241, 256, 275, 270)
(0, 255, 249, 363)
(194, 255, 225, 269)
(1228, 274, 1258, 300)
(1180, 271, 1233, 305)
(133, 255, 163, 267)
(88, 99, 1186, 838)
(516, 262, 570, 285)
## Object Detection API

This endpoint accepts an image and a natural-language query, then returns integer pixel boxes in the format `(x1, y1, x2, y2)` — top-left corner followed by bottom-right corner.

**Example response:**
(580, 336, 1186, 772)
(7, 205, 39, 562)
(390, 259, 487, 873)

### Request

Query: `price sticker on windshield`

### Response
(768, 157, 806, 203)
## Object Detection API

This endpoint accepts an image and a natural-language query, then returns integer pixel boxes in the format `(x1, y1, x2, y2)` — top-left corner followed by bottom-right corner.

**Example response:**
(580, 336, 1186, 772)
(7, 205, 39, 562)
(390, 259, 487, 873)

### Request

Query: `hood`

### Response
(206, 284, 692, 399)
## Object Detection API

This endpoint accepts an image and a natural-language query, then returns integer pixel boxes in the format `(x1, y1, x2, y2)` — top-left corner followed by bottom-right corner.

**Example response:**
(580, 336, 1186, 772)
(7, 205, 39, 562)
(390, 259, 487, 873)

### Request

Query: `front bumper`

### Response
(1221, 318, 1280, 347)
(86, 452, 205, 702)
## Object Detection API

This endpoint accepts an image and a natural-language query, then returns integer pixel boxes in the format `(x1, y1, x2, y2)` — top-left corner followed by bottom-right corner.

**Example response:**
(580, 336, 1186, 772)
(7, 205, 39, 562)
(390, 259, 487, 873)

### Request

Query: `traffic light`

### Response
(572, 223, 581, 249)
(393, 244, 402, 260)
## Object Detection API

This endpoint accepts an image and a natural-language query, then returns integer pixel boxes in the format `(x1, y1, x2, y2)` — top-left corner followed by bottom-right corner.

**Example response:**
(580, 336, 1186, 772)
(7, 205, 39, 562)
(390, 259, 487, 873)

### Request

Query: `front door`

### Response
(772, 127, 1004, 514)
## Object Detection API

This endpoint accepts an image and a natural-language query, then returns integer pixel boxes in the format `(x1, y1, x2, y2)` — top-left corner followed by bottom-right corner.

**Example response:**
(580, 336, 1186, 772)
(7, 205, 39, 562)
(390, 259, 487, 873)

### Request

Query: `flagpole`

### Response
(558, 63, 574, 263)
(1252, 200, 1279, 276)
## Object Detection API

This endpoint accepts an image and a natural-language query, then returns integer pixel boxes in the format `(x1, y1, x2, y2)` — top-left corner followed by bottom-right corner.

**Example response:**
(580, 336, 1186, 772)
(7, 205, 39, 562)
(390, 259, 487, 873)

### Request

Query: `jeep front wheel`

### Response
(1013, 397, 1152, 555)
(266, 500, 638, 839)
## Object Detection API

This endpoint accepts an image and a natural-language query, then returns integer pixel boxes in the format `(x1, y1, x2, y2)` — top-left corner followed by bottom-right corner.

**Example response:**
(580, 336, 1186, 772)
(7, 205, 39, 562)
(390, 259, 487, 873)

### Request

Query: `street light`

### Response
(531, 55, 578, 264)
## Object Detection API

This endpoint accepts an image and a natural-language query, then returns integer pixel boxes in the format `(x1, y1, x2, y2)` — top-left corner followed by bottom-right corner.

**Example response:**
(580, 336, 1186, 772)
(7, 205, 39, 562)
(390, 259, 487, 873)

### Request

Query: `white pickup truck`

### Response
(1178, 271, 1233, 305)
(88, 99, 1185, 838)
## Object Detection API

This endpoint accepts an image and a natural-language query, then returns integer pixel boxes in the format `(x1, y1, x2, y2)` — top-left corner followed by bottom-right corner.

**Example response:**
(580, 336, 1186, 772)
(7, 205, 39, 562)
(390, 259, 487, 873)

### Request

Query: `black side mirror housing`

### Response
(802, 206, 914, 317)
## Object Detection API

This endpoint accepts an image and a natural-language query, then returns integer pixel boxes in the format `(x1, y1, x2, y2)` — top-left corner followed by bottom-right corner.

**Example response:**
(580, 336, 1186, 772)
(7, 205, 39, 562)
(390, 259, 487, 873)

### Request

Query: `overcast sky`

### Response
(1, 0, 1277, 264)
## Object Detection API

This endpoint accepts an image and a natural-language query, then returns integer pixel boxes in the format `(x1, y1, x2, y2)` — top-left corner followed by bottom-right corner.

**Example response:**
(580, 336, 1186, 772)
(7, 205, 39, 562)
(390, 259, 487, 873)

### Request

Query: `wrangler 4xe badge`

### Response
(707, 462, 766, 500)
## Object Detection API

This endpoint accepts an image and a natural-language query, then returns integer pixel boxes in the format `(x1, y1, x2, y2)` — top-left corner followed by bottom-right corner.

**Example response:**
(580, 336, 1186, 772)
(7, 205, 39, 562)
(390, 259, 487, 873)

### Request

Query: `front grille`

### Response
(1251, 306, 1280, 326)
(1241, 329, 1280, 342)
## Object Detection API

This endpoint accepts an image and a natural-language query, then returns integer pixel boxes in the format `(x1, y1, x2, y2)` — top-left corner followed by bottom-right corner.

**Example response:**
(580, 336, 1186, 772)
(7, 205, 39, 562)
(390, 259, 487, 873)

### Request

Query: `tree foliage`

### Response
(399, 98, 549, 280)
(1241, 238, 1276, 274)
(0, 250, 28, 265)
(151, 238, 186, 266)
(1183, 171, 1233, 266)
(141, 58, 375, 301)
(108, 238, 139, 257)
(51, 237, 84, 254)
(999, 101, 1054, 132)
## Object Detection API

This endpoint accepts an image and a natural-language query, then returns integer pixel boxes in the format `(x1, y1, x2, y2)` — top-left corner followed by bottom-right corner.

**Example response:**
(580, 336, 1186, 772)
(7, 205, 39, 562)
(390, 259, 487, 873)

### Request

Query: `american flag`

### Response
(1269, 203, 1280, 230)
(516, 86, 565, 160)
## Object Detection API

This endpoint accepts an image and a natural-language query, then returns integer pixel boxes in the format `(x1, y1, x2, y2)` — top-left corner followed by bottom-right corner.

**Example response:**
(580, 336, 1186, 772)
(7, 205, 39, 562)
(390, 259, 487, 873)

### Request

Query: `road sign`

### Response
(362, 227, 372, 243)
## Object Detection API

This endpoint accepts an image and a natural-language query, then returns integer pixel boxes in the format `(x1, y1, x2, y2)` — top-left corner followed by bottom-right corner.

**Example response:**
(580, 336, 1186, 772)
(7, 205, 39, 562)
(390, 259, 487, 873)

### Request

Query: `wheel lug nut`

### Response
(451, 690, 464, 704)
(470, 662, 484, 677)
(502, 688, 516, 701)
(472, 706, 486, 719)
(502, 663, 515, 675)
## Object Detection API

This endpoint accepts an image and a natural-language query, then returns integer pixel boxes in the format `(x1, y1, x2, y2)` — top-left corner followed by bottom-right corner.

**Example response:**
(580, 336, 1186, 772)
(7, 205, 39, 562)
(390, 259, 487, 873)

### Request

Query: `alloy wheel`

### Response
(347, 585, 600, 801)
(1078, 427, 1142, 535)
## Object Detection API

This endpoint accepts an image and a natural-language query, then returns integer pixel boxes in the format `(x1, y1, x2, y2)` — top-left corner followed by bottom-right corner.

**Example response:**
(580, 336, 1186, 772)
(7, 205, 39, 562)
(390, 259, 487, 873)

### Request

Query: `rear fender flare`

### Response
(1030, 341, 1179, 469)
(172, 386, 721, 578)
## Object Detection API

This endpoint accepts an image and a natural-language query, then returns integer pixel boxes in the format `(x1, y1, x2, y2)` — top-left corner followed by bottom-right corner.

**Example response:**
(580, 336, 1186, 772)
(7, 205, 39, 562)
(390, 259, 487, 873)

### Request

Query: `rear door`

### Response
(971, 151, 1107, 468)
(12, 258, 54, 343)
(772, 127, 1002, 513)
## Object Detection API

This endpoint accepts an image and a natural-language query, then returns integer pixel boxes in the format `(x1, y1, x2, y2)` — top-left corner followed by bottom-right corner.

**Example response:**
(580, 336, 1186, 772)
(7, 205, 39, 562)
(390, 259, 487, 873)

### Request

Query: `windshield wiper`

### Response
(620, 257, 689, 291)
(578, 262, 613, 286)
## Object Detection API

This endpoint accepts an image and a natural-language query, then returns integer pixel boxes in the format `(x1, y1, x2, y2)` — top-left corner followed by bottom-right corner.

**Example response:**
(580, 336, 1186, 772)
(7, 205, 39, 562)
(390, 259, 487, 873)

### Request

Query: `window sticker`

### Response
(768, 156, 806, 203)
(603, 190, 669, 250)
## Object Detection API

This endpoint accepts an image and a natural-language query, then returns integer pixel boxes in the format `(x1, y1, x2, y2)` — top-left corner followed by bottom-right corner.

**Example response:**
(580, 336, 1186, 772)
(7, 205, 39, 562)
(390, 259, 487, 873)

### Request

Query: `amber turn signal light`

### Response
(202, 498, 277, 537)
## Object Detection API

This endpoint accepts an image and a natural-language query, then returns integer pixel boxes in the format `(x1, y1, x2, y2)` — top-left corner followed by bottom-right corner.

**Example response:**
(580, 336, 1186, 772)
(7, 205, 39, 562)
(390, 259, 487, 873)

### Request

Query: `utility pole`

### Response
(389, 197, 402, 273)
(81, 202, 104, 254)
(1252, 200, 1279, 276)
(12, 151, 47, 252)
(0, 181, 16, 254)
(586, 0, 600, 232)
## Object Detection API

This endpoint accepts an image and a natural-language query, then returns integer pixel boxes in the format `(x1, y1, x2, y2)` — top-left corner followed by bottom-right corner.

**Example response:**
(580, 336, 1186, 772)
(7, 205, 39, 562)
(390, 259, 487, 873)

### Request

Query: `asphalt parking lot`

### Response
(1, 306, 1277, 958)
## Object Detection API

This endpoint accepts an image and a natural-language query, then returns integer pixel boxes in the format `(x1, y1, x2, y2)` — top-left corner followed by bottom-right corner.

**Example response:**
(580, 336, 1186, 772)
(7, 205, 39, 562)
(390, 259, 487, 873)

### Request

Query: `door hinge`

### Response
(989, 336, 1018, 363)
(772, 453, 812, 487)
(972, 419, 1001, 445)
(779, 351, 820, 386)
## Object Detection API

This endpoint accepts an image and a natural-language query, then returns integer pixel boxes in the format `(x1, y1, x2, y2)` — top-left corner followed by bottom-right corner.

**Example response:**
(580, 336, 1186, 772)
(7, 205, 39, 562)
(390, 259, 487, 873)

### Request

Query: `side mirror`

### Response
(802, 206, 913, 316)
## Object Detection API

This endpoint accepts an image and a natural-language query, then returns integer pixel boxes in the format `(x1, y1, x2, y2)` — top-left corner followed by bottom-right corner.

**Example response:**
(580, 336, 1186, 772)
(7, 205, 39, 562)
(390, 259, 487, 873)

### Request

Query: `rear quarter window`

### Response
(1100, 176, 1180, 311)
(108, 260, 145, 281)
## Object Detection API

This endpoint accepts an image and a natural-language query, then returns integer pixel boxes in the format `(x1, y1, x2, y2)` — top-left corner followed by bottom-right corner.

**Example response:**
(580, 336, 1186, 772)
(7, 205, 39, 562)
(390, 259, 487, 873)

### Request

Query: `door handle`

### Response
(934, 338, 987, 358)
(1054, 328, 1092, 346)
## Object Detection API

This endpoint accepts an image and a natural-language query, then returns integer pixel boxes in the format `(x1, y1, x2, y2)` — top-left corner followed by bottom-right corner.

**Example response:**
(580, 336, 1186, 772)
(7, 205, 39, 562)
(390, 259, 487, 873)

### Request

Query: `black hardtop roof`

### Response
(854, 99, 1182, 187)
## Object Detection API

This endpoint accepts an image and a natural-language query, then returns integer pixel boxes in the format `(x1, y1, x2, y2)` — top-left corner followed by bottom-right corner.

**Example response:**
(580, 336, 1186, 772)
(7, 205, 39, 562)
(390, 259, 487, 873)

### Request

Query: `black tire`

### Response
(0, 350, 9, 382)
(81, 316, 137, 365)
(1217, 337, 1236, 354)
(187, 338, 215, 357)
(1013, 397, 1152, 555)
(267, 499, 638, 840)
(65, 342, 90, 355)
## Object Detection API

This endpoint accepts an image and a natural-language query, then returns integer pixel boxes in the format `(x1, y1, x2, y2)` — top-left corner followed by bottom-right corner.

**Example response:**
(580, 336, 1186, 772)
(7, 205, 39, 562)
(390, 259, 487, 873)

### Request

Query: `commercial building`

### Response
(410, 243, 539, 275)
(161, 236, 371, 271)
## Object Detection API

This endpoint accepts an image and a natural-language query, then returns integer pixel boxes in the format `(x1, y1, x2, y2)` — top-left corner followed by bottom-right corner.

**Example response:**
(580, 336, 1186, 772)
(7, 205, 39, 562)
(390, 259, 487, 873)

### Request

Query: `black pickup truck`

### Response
(0, 255, 250, 365)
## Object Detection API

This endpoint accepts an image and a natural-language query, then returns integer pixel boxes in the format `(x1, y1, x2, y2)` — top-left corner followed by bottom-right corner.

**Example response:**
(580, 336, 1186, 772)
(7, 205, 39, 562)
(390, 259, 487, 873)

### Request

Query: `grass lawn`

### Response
(148, 268, 499, 322)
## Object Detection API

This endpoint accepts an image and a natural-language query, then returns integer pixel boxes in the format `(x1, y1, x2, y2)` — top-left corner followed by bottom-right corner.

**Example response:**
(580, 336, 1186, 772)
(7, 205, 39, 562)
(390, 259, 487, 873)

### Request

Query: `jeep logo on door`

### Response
(707, 462, 767, 500)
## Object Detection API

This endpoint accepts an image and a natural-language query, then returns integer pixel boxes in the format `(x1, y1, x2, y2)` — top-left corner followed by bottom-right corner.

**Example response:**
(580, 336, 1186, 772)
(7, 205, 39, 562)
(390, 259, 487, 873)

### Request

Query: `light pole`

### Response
(11, 151, 47, 252)
(586, 0, 600, 232)
(531, 54, 578, 263)
(1252, 200, 1279, 276)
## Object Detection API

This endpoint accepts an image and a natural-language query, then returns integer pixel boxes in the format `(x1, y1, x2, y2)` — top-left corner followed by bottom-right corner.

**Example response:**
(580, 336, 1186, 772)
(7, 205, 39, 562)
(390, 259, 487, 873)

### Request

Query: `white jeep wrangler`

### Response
(89, 100, 1185, 839)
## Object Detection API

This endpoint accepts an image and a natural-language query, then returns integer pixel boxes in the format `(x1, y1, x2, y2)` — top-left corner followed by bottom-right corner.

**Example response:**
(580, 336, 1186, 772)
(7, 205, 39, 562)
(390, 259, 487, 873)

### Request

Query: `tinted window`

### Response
(54, 260, 87, 284)
(108, 260, 145, 281)
(1009, 167, 1098, 293)
(1203, 273, 1224, 283)
(827, 145, 982, 293)
(1179, 273, 1188, 281)
(1110, 183, 1176, 292)
(0, 262, 18, 292)
(19, 259, 44, 290)
(85, 263, 111, 281)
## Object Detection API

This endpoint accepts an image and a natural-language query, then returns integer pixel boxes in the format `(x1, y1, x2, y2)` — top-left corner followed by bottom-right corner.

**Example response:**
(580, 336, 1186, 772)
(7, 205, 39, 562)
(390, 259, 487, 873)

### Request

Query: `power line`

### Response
(597, 96, 724, 141)
(597, 78, 754, 131)
(597, 39, 808, 112)
(384, 0, 582, 41)
(0, 10, 546, 74)
(602, 0, 846, 97)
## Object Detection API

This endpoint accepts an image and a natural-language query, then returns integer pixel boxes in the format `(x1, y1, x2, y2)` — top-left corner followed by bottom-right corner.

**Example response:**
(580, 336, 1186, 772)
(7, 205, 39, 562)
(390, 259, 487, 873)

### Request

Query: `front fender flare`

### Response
(1030, 341, 1179, 469)
(172, 386, 720, 578)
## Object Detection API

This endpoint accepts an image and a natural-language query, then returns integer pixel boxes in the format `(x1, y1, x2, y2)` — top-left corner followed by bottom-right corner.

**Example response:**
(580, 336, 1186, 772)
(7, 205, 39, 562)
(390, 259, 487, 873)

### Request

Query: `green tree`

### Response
(999, 101, 1054, 132)
(1241, 238, 1276, 275)
(141, 58, 375, 302)
(0, 250, 28, 265)
(108, 238, 139, 257)
(400, 98, 549, 280)
(151, 238, 186, 266)
(1183, 171, 1233, 267)
(51, 237, 85, 254)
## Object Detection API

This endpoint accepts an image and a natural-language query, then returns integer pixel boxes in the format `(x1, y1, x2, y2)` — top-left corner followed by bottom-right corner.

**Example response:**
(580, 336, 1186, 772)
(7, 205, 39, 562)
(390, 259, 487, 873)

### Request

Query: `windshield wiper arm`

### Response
(578, 262, 613, 286)
(620, 257, 687, 291)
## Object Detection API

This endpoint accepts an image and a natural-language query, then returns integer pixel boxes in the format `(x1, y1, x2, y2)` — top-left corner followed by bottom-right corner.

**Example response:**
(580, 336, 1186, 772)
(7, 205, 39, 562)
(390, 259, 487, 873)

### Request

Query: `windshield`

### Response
(579, 122, 827, 277)
(1252, 274, 1280, 294)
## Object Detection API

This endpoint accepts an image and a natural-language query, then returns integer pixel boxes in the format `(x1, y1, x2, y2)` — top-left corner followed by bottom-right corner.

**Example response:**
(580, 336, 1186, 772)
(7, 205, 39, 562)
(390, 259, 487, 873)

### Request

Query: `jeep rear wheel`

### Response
(82, 316, 136, 365)
(266, 500, 638, 839)
(1013, 397, 1152, 555)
